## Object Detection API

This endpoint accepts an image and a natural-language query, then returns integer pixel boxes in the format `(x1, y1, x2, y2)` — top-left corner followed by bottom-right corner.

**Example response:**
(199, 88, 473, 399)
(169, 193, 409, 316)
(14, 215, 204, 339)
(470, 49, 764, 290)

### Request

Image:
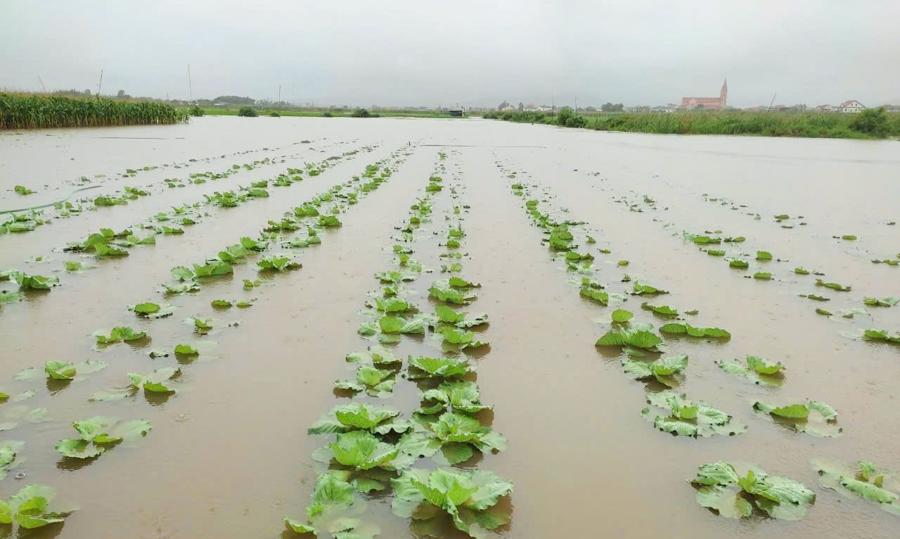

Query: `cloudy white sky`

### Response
(2, 0, 898, 108)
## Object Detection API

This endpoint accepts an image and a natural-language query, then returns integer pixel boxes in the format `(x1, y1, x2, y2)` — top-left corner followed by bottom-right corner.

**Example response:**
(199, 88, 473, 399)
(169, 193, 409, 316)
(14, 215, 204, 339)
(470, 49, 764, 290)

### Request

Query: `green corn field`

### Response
(0, 93, 188, 129)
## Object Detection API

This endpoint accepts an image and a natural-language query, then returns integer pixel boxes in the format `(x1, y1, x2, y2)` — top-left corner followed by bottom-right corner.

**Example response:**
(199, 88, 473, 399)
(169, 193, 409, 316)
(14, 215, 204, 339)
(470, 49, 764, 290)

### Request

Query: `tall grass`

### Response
(0, 93, 188, 129)
(484, 109, 900, 139)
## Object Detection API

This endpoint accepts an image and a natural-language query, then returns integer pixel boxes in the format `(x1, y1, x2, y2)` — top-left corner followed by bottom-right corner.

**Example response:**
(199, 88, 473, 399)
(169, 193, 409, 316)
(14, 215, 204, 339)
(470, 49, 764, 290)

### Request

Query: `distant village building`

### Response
(813, 101, 866, 113)
(523, 103, 553, 112)
(681, 79, 728, 110)
(838, 100, 865, 113)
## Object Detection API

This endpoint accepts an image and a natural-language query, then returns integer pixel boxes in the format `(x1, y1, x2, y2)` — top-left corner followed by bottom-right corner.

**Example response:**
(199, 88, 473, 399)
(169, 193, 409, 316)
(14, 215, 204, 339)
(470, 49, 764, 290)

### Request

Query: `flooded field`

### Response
(0, 117, 898, 539)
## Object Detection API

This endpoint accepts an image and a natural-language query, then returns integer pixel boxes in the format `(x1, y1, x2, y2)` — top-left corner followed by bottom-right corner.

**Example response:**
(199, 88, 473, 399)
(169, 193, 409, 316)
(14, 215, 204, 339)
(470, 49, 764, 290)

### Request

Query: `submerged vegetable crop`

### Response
(496, 155, 895, 529)
(284, 153, 513, 538)
(0, 120, 895, 538)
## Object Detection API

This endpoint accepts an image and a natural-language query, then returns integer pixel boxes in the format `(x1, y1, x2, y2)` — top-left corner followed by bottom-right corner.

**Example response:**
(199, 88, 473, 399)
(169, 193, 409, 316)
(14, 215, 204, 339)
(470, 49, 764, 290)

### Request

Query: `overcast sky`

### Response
(2, 0, 898, 107)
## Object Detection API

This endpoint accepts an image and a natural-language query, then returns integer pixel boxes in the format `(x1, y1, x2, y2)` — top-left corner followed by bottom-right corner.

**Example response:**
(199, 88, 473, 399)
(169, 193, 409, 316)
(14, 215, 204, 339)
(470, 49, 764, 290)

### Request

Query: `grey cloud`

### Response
(1, 0, 897, 107)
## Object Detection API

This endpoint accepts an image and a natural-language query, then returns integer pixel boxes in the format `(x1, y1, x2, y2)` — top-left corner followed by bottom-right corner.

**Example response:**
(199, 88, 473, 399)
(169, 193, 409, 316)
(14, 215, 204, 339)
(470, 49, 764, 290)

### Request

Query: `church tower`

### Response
(720, 78, 728, 108)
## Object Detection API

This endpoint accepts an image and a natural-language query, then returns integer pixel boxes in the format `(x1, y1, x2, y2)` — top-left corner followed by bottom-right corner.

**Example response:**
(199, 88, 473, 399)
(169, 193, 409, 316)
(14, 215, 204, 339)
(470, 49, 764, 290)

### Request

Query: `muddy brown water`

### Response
(0, 117, 898, 539)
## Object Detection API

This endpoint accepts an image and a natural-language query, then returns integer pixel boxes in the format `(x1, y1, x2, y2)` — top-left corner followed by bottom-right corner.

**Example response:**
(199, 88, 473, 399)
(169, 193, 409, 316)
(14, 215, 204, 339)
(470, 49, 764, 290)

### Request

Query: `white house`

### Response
(838, 100, 866, 113)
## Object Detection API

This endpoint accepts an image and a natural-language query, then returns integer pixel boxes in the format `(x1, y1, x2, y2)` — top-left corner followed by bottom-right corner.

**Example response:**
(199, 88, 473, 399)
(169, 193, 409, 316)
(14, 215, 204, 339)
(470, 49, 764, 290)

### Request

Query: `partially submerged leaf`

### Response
(336, 365, 396, 396)
(660, 322, 730, 340)
(0, 440, 24, 480)
(56, 416, 151, 459)
(190, 317, 213, 334)
(429, 281, 476, 305)
(753, 400, 841, 437)
(440, 327, 487, 349)
(329, 431, 399, 470)
(346, 346, 401, 367)
(408, 356, 474, 380)
(131, 302, 160, 316)
(317, 214, 342, 228)
(643, 391, 745, 437)
(632, 281, 668, 296)
(95, 326, 147, 345)
(863, 329, 900, 344)
(391, 467, 513, 535)
(580, 282, 609, 305)
(257, 255, 302, 272)
(691, 462, 814, 520)
(174, 344, 199, 356)
(0, 484, 75, 529)
(811, 458, 900, 515)
(7, 270, 60, 290)
(746, 355, 784, 375)
(192, 259, 233, 278)
(128, 367, 180, 394)
(863, 297, 898, 308)
(622, 354, 688, 386)
(44, 361, 76, 381)
(0, 290, 23, 304)
(420, 381, 490, 415)
(375, 296, 413, 313)
(308, 403, 405, 435)
(718, 355, 787, 386)
(435, 305, 488, 329)
(641, 303, 679, 317)
(596, 327, 662, 350)
(130, 302, 175, 319)
(448, 276, 480, 289)
(816, 279, 851, 292)
(413, 412, 507, 461)
(284, 470, 378, 537)
(379, 315, 427, 335)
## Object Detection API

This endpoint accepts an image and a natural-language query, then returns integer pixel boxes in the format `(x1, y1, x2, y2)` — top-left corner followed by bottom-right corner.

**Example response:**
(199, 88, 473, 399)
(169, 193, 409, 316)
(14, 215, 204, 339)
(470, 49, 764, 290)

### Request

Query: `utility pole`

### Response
(96, 68, 104, 99)
(767, 93, 777, 111)
(277, 84, 282, 104)
(38, 76, 46, 92)
(187, 64, 193, 102)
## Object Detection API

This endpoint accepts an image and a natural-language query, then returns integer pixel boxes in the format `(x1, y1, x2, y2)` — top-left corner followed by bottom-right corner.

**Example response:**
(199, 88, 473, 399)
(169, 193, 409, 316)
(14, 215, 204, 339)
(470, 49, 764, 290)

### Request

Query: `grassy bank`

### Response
(484, 108, 900, 139)
(0, 93, 188, 129)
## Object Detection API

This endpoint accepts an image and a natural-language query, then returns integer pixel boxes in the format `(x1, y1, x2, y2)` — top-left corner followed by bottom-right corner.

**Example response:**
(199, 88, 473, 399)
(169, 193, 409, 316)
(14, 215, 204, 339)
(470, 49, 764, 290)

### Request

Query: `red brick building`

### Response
(681, 79, 728, 110)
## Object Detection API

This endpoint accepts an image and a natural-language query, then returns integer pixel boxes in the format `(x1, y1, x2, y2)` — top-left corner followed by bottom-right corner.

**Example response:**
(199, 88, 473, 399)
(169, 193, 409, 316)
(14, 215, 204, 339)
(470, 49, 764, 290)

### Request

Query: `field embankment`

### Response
(197, 106, 457, 119)
(0, 93, 188, 129)
(484, 107, 900, 139)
